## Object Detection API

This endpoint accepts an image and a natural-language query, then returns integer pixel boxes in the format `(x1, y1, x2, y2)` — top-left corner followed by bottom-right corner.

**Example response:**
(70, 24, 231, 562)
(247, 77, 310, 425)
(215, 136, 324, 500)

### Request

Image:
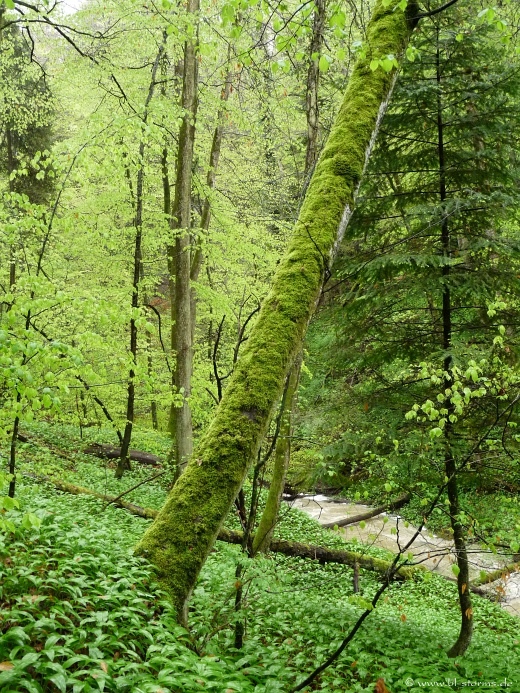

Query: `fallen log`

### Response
(26, 474, 509, 596)
(472, 562, 520, 587)
(84, 443, 161, 466)
(22, 474, 158, 519)
(322, 493, 411, 529)
(24, 472, 420, 580)
(218, 527, 422, 580)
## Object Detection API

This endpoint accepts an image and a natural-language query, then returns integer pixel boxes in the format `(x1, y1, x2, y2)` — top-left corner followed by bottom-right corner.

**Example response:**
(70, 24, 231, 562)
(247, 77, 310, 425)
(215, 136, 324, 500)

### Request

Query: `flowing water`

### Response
(287, 494, 520, 617)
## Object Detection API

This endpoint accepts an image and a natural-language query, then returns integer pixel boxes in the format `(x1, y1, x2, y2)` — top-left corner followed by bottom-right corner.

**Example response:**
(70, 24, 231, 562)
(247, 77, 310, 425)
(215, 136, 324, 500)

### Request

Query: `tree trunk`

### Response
(252, 355, 301, 554)
(190, 53, 233, 344)
(6, 124, 18, 498)
(168, 0, 200, 478)
(251, 0, 328, 551)
(116, 46, 165, 479)
(321, 493, 411, 529)
(435, 32, 473, 658)
(305, 0, 327, 176)
(140, 261, 159, 431)
(136, 0, 419, 624)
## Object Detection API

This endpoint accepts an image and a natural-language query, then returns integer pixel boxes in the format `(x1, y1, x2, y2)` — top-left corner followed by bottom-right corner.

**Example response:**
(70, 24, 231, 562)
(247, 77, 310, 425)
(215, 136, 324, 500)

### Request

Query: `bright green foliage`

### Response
(0, 316, 76, 440)
(0, 469, 41, 533)
(136, 0, 419, 620)
(0, 11, 55, 204)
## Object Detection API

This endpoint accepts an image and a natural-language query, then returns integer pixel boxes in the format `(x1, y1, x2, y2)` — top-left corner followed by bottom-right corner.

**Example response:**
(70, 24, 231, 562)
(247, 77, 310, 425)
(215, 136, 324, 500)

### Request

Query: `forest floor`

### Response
(1, 423, 520, 692)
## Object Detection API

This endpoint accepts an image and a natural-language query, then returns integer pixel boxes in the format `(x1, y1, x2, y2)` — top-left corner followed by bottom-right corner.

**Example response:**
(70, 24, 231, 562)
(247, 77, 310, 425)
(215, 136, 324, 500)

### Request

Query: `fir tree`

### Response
(315, 2, 520, 656)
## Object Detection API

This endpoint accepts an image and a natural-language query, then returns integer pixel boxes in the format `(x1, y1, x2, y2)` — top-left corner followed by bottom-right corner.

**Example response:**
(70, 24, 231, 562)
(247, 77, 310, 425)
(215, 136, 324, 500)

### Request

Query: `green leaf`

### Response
(22, 513, 42, 530)
(329, 10, 346, 28)
(348, 595, 373, 610)
(1, 496, 20, 511)
(49, 673, 67, 693)
(452, 564, 460, 577)
(318, 55, 330, 72)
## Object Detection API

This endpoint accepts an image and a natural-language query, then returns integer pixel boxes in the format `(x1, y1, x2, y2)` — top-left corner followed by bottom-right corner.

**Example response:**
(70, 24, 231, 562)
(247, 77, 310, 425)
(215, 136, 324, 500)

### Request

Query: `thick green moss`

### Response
(135, 0, 419, 622)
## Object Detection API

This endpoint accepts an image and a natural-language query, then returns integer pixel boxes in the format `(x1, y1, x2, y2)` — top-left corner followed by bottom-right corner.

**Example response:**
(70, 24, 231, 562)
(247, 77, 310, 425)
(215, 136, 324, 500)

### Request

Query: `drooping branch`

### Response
(101, 472, 165, 511)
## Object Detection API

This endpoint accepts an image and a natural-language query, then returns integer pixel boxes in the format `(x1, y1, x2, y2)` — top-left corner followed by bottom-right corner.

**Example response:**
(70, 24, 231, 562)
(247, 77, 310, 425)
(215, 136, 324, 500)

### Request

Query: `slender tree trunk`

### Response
(6, 122, 18, 498)
(435, 33, 473, 657)
(8, 406, 20, 498)
(167, 0, 200, 478)
(305, 0, 326, 176)
(139, 264, 159, 431)
(136, 0, 419, 624)
(149, 350, 159, 430)
(252, 355, 301, 554)
(190, 52, 233, 343)
(161, 107, 173, 434)
(6, 127, 16, 287)
(117, 46, 165, 478)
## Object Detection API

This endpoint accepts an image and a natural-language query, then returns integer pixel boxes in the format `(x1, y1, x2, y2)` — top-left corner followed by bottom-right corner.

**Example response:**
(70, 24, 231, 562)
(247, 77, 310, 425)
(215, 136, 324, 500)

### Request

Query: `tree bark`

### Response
(253, 355, 301, 554)
(6, 124, 18, 499)
(117, 45, 165, 478)
(190, 53, 233, 344)
(321, 493, 411, 529)
(434, 31, 473, 658)
(252, 0, 327, 552)
(136, 0, 419, 624)
(168, 0, 200, 478)
(305, 0, 327, 176)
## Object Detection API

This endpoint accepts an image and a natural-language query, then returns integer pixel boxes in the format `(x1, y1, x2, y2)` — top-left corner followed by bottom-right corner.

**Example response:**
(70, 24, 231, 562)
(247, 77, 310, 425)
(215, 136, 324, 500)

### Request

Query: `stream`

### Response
(287, 494, 520, 617)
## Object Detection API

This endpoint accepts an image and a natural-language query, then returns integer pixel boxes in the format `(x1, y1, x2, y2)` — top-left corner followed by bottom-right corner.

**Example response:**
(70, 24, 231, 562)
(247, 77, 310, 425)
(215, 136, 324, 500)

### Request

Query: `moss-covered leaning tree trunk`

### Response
(136, 0, 419, 624)
(252, 0, 327, 548)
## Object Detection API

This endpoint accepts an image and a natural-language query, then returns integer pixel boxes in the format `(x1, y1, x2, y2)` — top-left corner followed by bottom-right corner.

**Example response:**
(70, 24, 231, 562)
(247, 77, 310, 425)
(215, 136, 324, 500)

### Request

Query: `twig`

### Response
(101, 471, 165, 511)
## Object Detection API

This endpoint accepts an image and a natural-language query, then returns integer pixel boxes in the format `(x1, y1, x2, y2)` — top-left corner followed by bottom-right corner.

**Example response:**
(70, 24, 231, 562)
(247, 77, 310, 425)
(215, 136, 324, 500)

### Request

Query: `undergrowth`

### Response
(1, 423, 519, 692)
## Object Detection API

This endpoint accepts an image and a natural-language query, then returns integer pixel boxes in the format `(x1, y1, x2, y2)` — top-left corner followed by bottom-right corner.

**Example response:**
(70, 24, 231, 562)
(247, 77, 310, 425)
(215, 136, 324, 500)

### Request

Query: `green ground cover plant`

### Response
(1, 425, 520, 692)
